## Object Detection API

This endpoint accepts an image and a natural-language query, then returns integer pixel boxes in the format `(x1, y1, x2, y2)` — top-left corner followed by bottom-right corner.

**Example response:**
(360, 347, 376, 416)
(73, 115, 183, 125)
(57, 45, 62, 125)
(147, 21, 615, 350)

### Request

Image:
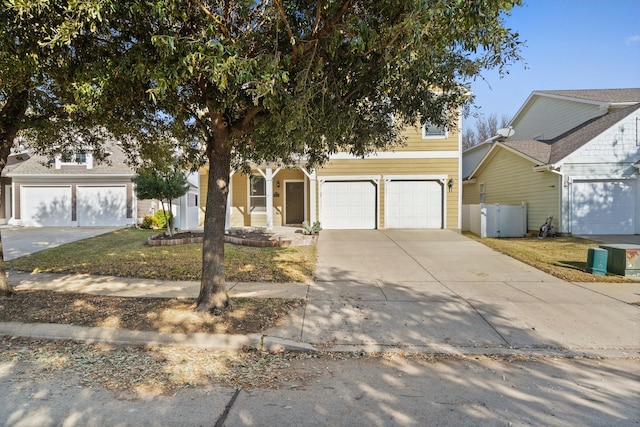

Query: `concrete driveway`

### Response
(269, 229, 640, 355)
(1, 226, 123, 261)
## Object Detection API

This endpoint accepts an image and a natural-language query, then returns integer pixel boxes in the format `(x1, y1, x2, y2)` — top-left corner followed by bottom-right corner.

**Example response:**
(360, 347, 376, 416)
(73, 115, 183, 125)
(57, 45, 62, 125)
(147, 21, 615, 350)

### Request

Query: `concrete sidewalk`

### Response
(4, 229, 640, 357)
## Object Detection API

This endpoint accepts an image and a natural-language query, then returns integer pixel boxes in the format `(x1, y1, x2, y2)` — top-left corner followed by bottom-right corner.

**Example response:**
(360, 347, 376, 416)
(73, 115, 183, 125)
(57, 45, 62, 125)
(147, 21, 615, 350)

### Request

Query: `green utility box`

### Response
(586, 248, 608, 276)
(599, 244, 640, 277)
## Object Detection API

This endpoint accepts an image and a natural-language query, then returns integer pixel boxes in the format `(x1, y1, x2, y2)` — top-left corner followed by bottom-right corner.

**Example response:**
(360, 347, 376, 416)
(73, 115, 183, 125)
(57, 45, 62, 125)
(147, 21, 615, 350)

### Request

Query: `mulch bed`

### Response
(0, 289, 304, 335)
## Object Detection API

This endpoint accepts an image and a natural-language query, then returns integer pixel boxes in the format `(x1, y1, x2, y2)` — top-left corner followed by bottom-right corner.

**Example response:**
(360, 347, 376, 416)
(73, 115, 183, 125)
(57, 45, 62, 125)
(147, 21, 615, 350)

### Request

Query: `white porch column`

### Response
(265, 167, 274, 230)
(225, 170, 235, 230)
(300, 167, 317, 224)
(257, 166, 281, 231)
(309, 169, 317, 223)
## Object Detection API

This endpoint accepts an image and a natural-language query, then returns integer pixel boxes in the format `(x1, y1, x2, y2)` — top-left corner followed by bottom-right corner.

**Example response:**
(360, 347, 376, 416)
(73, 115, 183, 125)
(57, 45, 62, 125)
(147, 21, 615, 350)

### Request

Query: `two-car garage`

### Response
(19, 185, 131, 227)
(319, 177, 446, 229)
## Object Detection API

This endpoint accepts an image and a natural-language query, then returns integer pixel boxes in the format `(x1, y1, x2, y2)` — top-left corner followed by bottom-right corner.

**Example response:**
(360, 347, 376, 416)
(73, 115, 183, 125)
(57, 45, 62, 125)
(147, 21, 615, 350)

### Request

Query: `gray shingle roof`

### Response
(500, 103, 640, 165)
(502, 139, 552, 164)
(536, 88, 640, 104)
(7, 143, 134, 176)
(548, 103, 640, 163)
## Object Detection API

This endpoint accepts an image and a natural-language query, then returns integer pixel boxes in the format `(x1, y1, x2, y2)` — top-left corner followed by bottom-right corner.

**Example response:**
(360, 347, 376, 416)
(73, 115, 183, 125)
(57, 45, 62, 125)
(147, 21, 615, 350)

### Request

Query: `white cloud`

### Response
(625, 34, 640, 45)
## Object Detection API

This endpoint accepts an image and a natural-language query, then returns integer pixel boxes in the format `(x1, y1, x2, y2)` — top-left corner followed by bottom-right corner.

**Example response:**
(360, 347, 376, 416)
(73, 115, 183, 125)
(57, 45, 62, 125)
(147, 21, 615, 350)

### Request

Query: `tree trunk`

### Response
(162, 200, 173, 237)
(0, 88, 29, 296)
(196, 133, 232, 311)
(0, 233, 11, 296)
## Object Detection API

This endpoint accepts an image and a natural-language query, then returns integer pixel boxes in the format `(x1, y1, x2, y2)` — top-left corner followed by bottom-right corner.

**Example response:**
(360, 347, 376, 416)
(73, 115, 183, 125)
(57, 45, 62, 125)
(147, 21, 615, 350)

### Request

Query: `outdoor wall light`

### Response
(447, 178, 454, 192)
(276, 180, 281, 188)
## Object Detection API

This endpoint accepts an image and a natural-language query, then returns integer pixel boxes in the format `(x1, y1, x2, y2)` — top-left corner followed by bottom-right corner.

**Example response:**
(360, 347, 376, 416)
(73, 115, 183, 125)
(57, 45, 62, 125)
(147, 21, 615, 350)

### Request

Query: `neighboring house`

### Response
(199, 117, 462, 231)
(463, 88, 640, 235)
(0, 151, 31, 225)
(2, 143, 201, 228)
(4, 144, 138, 227)
(462, 136, 500, 179)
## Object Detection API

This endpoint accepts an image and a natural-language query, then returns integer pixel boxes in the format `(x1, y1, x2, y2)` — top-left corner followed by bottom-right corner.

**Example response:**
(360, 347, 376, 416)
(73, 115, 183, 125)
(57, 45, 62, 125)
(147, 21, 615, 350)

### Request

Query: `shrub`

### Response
(154, 210, 173, 229)
(140, 215, 156, 229)
(302, 221, 322, 235)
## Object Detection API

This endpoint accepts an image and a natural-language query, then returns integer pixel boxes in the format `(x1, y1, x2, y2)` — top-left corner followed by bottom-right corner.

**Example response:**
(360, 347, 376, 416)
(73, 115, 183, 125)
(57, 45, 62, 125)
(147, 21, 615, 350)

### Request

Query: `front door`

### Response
(285, 181, 305, 225)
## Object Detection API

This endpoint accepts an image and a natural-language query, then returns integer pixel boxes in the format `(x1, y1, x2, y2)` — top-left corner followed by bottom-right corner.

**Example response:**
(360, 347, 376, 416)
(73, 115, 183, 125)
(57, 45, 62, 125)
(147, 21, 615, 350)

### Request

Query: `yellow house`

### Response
(199, 117, 462, 230)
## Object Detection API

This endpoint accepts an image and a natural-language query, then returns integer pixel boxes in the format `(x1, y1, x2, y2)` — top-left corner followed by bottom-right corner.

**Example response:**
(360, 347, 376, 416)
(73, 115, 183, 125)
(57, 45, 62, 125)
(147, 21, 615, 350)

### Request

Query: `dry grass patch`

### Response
(465, 233, 633, 283)
(6, 228, 315, 283)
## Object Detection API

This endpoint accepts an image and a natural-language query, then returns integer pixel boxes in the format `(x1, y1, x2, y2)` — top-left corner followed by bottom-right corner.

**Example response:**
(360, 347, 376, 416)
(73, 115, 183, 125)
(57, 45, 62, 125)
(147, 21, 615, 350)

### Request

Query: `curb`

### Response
(2, 322, 637, 359)
(0, 322, 317, 353)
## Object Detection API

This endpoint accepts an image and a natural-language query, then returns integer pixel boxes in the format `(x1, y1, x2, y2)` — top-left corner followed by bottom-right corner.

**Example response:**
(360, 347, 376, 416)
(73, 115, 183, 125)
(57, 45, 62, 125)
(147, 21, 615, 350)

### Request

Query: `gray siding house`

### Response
(464, 88, 640, 235)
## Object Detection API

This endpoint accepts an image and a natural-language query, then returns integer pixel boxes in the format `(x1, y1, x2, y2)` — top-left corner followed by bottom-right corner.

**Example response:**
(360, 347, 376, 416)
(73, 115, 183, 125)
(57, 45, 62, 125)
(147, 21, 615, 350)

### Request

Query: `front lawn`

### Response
(6, 228, 315, 283)
(464, 233, 633, 283)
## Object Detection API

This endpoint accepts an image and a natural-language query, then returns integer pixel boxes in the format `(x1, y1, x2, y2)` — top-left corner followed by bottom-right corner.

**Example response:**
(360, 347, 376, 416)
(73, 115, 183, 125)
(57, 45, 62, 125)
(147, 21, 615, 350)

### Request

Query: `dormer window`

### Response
(55, 151, 93, 169)
(61, 152, 87, 164)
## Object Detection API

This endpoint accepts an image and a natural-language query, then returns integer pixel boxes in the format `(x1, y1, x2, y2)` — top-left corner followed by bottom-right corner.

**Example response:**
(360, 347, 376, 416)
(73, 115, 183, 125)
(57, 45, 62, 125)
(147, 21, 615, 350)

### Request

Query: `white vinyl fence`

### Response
(462, 203, 527, 238)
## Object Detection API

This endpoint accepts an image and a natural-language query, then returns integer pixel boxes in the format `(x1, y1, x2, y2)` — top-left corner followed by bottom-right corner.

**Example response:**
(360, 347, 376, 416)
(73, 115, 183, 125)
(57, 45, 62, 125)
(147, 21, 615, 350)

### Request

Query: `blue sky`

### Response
(465, 0, 640, 132)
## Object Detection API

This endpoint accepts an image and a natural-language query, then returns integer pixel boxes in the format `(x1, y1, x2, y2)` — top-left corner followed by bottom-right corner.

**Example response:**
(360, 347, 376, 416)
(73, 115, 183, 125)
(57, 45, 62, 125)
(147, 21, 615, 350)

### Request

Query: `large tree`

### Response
(0, 3, 105, 295)
(37, 0, 523, 311)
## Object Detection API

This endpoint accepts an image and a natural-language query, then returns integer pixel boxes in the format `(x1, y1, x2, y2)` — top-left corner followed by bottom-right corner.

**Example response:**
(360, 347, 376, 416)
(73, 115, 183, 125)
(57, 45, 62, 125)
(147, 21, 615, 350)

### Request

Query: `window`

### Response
(479, 183, 486, 203)
(56, 151, 92, 169)
(250, 175, 266, 212)
(188, 193, 198, 207)
(61, 152, 87, 164)
(422, 123, 447, 139)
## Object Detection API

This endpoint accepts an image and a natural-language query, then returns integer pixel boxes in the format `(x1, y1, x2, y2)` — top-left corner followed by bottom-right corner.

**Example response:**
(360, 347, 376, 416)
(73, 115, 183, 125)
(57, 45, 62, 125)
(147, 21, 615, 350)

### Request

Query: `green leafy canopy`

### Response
(38, 0, 524, 169)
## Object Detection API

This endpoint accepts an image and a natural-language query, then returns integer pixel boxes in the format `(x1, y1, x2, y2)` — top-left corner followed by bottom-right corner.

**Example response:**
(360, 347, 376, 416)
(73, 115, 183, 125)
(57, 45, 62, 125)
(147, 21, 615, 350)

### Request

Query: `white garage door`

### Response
(22, 186, 72, 226)
(571, 181, 635, 235)
(386, 180, 443, 228)
(77, 186, 128, 226)
(321, 181, 376, 229)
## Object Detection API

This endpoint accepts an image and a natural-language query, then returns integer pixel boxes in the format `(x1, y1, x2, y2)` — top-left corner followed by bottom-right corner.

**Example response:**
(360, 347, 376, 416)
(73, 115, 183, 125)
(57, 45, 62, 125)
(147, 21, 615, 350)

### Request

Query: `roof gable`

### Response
(467, 139, 540, 179)
(7, 143, 134, 176)
(509, 88, 640, 131)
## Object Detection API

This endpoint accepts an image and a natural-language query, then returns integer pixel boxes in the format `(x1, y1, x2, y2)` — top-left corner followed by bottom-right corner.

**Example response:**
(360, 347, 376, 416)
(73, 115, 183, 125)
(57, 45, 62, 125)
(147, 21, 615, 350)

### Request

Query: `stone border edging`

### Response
(147, 232, 315, 247)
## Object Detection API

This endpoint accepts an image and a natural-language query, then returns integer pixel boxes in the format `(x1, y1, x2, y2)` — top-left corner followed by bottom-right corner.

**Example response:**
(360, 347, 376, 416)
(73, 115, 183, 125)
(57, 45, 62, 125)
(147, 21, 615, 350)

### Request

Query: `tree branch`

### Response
(312, 0, 323, 35)
(235, 106, 264, 135)
(190, 0, 230, 39)
(316, 0, 355, 39)
(272, 0, 295, 45)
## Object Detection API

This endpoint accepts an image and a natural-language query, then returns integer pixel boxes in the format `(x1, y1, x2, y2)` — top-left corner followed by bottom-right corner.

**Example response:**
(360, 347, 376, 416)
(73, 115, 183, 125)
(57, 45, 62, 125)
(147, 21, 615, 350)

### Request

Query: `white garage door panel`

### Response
(386, 181, 443, 228)
(571, 181, 635, 235)
(321, 181, 376, 229)
(77, 186, 128, 226)
(22, 186, 72, 226)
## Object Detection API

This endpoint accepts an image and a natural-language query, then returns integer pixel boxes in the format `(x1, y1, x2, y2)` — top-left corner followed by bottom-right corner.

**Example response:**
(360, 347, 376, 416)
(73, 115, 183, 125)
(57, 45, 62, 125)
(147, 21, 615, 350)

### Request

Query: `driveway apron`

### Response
(268, 229, 640, 354)
(1, 227, 122, 260)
